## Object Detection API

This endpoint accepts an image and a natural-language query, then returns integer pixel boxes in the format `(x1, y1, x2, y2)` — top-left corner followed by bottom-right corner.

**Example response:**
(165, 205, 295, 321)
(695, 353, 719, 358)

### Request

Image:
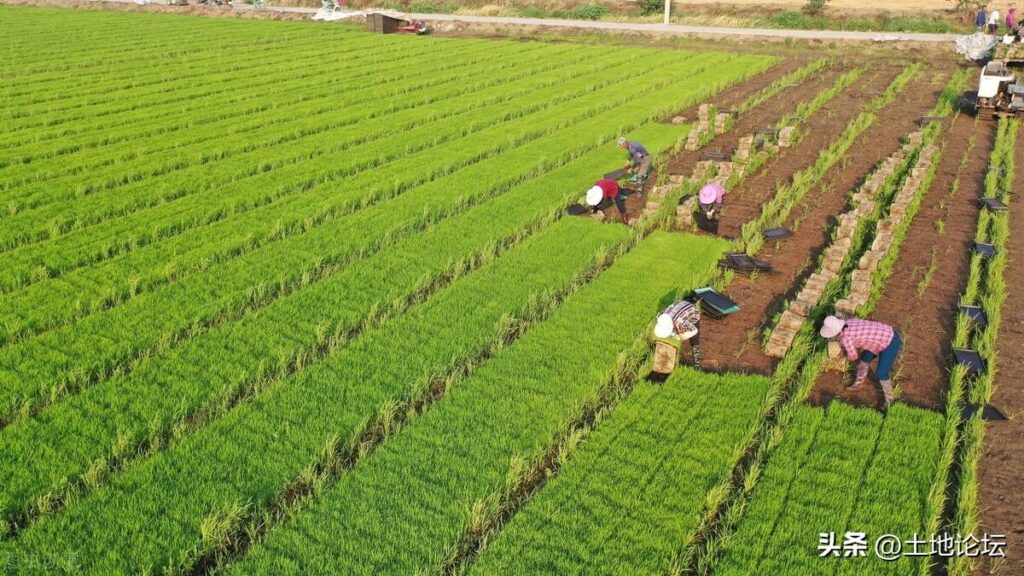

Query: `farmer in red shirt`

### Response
(820, 316, 902, 409)
(585, 178, 629, 222)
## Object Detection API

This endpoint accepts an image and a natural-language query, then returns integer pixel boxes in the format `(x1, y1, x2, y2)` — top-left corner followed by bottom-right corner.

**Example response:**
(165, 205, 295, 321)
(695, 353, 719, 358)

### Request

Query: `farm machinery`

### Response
(975, 41, 1024, 118)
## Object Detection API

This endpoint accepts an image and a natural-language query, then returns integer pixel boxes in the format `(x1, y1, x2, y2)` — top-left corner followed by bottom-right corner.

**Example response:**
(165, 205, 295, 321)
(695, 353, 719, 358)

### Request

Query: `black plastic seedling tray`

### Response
(693, 287, 739, 319)
(959, 305, 989, 326)
(961, 403, 1008, 421)
(603, 168, 628, 180)
(720, 252, 772, 274)
(978, 197, 1009, 211)
(953, 348, 986, 375)
(566, 204, 589, 216)
(919, 116, 943, 125)
(762, 227, 793, 240)
(701, 151, 729, 162)
(974, 242, 997, 258)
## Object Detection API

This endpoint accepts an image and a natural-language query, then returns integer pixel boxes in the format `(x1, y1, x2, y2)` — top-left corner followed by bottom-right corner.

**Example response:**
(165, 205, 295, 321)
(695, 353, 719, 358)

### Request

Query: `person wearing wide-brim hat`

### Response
(698, 182, 725, 220)
(654, 298, 702, 369)
(585, 178, 629, 222)
(819, 315, 903, 409)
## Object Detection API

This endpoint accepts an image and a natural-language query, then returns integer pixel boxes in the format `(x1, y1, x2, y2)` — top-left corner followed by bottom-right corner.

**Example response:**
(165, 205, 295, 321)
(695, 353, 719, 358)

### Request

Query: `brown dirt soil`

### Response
(702, 67, 947, 375)
(973, 129, 1024, 576)
(662, 57, 826, 174)
(810, 113, 994, 412)
(715, 66, 896, 239)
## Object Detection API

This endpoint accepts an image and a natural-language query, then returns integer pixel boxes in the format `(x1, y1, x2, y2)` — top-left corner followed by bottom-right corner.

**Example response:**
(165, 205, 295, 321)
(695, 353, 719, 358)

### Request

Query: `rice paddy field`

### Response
(0, 5, 1021, 575)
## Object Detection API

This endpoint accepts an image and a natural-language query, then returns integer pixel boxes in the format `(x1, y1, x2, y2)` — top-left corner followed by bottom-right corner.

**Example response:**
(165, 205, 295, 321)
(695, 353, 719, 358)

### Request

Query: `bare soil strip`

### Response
(697, 66, 906, 374)
(812, 114, 994, 412)
(716, 66, 897, 239)
(662, 58, 822, 174)
(973, 128, 1024, 576)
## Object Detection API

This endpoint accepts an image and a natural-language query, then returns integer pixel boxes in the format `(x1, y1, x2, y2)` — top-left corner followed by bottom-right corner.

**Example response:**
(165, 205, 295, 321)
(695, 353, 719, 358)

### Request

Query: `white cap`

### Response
(617, 137, 628, 146)
(586, 186, 603, 206)
(819, 315, 846, 339)
(654, 314, 674, 339)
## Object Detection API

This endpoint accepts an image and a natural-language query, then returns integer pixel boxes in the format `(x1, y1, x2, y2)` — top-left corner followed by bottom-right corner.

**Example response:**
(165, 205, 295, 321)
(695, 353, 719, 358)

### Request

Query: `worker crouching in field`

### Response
(618, 137, 651, 185)
(695, 182, 725, 234)
(586, 179, 629, 222)
(819, 315, 903, 409)
(698, 182, 725, 220)
(654, 298, 702, 369)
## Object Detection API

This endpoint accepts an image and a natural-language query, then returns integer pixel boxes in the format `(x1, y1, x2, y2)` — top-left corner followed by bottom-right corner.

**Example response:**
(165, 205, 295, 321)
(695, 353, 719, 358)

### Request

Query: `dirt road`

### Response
(65, 0, 962, 42)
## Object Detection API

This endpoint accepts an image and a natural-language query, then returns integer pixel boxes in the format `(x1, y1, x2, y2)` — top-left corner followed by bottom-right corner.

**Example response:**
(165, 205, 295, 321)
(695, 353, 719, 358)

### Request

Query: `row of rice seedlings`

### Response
(943, 118, 1017, 576)
(0, 89, 740, 545)
(464, 367, 773, 575)
(3, 30, 385, 135)
(0, 52, 750, 427)
(3, 39, 572, 202)
(0, 45, 644, 340)
(0, 217, 630, 573)
(0, 116, 696, 537)
(214, 231, 730, 576)
(0, 44, 669, 252)
(0, 10, 338, 88)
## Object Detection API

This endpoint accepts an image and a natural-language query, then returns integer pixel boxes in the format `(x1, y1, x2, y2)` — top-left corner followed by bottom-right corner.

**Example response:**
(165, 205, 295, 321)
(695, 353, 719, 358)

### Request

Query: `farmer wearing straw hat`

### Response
(585, 178, 629, 222)
(654, 298, 702, 369)
(618, 137, 652, 185)
(698, 182, 725, 220)
(819, 315, 903, 409)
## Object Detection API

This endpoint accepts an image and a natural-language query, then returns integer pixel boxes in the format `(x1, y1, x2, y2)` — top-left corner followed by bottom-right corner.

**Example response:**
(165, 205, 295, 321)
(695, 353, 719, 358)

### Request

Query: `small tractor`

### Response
(976, 40, 1024, 118)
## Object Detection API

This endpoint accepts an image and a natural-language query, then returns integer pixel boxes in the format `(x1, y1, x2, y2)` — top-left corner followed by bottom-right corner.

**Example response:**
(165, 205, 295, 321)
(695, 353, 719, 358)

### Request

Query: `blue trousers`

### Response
(859, 331, 902, 381)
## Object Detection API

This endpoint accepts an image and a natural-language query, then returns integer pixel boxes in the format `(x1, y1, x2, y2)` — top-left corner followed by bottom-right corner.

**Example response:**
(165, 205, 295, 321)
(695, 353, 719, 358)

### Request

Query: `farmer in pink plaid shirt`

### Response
(820, 315, 902, 409)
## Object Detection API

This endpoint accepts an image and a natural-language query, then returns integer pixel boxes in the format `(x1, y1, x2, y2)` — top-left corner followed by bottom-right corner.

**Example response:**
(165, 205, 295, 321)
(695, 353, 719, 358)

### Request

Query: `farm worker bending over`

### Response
(819, 316, 903, 409)
(618, 137, 651, 184)
(989, 8, 1001, 34)
(698, 182, 725, 220)
(1008, 6, 1019, 33)
(654, 299, 702, 369)
(586, 179, 629, 222)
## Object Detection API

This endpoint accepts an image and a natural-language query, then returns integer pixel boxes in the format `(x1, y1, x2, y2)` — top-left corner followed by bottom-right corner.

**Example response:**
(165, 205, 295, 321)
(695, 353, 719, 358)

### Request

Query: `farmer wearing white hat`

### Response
(819, 315, 903, 409)
(698, 182, 725, 220)
(654, 298, 702, 369)
(618, 137, 652, 184)
(586, 178, 629, 221)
